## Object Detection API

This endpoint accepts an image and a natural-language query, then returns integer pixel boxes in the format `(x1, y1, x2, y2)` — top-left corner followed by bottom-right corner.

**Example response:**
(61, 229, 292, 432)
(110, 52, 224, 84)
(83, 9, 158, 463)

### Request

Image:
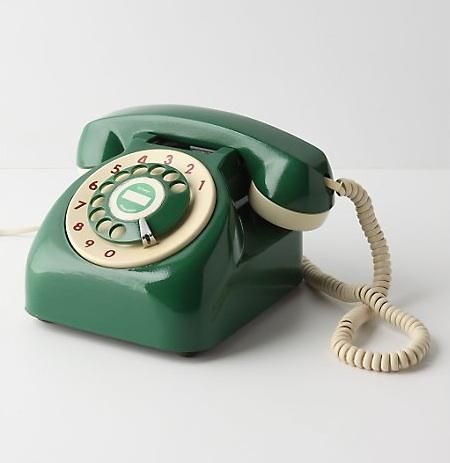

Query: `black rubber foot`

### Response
(178, 352, 199, 358)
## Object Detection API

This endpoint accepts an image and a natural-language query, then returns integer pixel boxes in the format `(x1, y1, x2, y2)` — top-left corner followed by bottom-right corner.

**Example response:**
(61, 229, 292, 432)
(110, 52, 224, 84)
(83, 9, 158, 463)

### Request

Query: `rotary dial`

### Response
(87, 162, 190, 246)
(65, 149, 216, 268)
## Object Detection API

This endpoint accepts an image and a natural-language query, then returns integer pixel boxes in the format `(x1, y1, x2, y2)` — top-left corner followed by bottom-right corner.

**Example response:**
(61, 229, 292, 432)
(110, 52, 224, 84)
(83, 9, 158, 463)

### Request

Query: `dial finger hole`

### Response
(163, 172, 179, 182)
(110, 224, 126, 240)
(114, 171, 131, 183)
(150, 166, 165, 176)
(89, 208, 106, 222)
(100, 182, 114, 194)
(131, 166, 148, 176)
(96, 218, 112, 234)
(90, 195, 105, 207)
(171, 182, 187, 193)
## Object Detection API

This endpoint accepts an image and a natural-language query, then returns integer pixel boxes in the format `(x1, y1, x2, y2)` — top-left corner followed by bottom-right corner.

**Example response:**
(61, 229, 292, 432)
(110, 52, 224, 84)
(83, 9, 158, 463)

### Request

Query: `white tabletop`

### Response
(1, 168, 449, 463)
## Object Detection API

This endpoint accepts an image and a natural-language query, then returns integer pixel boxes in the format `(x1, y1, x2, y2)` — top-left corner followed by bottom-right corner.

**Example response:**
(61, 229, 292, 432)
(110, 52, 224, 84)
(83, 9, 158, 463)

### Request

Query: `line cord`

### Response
(0, 226, 39, 236)
(303, 178, 430, 372)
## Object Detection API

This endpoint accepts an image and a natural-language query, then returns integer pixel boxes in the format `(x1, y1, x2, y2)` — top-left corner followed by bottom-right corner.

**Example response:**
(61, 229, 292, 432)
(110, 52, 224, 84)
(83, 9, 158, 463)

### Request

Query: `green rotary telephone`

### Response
(25, 105, 430, 372)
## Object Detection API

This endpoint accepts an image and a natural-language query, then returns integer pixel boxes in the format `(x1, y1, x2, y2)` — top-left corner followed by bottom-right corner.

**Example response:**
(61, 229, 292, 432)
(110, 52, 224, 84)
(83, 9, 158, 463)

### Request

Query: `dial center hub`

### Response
(109, 177, 165, 221)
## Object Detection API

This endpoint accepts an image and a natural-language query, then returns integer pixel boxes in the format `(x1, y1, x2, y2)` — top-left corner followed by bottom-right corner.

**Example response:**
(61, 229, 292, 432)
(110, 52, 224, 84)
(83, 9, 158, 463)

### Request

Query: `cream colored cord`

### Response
(0, 226, 39, 236)
(303, 178, 430, 372)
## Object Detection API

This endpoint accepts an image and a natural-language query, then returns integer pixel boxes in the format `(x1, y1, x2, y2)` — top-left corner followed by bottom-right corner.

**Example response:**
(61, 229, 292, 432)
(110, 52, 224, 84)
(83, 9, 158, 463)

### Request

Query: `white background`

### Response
(0, 0, 448, 169)
(0, 2, 449, 463)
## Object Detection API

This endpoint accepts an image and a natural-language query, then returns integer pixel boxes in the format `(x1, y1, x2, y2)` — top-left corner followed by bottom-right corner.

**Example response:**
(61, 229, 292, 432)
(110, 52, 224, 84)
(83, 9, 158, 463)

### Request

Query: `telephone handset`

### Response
(25, 105, 430, 372)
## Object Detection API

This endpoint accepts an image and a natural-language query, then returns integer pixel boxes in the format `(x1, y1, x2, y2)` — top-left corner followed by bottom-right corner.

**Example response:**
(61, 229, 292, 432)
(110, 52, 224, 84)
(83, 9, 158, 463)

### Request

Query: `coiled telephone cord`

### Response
(303, 178, 430, 372)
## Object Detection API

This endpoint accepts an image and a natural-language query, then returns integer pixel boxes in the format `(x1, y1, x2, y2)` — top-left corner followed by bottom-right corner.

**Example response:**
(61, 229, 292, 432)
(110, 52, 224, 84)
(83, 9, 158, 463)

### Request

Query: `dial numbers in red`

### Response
(74, 200, 86, 210)
(89, 181, 98, 190)
(110, 164, 122, 174)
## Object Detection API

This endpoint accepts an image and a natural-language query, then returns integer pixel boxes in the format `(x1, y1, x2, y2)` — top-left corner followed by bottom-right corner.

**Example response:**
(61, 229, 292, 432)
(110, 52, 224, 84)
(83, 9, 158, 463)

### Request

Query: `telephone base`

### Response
(26, 175, 303, 354)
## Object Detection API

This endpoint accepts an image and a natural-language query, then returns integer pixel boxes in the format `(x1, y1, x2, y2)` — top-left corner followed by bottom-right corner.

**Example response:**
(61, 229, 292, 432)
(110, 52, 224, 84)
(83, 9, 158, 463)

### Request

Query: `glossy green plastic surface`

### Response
(27, 148, 301, 353)
(78, 105, 333, 214)
(26, 106, 334, 353)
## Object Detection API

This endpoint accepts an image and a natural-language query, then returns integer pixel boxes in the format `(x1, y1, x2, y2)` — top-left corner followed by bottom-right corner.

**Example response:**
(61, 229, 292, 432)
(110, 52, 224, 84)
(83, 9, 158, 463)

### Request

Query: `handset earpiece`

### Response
(248, 181, 330, 231)
(237, 145, 334, 231)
